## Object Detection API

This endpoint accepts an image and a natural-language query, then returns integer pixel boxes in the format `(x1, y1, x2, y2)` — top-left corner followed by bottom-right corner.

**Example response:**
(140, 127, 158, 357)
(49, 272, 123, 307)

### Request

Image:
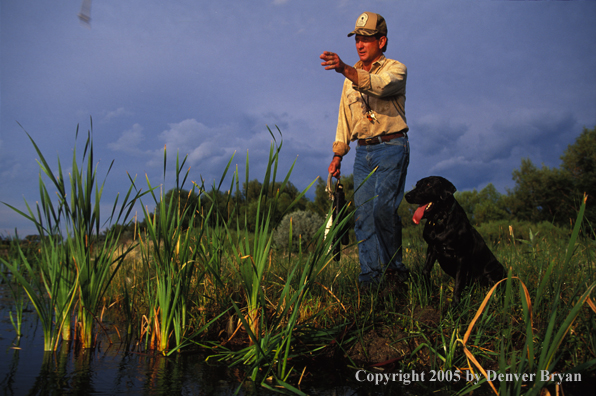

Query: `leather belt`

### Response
(357, 132, 405, 146)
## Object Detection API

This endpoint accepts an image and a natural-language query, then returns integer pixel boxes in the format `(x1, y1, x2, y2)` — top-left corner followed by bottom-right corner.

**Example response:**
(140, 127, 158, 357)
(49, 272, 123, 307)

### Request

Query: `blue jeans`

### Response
(353, 136, 409, 283)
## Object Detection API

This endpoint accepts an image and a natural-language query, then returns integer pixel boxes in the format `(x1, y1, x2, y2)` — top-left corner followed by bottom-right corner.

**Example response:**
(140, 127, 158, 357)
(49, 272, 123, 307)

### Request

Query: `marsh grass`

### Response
(0, 239, 27, 338)
(2, 123, 146, 350)
(2, 123, 595, 395)
(93, 202, 596, 394)
(136, 149, 206, 353)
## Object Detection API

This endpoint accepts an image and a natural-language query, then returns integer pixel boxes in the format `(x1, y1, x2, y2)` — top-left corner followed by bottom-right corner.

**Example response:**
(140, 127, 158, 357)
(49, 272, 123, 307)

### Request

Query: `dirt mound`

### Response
(347, 307, 442, 367)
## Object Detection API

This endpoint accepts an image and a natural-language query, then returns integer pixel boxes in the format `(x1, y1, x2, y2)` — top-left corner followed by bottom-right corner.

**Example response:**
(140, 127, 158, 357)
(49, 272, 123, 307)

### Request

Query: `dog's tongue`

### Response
(412, 204, 429, 225)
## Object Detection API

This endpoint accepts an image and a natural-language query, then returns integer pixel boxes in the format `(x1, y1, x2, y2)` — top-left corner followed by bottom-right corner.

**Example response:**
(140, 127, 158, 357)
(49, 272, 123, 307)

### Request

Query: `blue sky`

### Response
(1, 0, 595, 236)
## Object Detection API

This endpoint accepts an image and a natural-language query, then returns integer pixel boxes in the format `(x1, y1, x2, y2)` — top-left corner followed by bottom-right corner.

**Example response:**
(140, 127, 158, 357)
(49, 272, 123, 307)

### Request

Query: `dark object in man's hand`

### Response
(328, 176, 350, 262)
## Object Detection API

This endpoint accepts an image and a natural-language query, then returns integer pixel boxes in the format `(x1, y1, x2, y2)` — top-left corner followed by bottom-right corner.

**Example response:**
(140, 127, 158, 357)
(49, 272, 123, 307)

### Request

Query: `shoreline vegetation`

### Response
(1, 123, 595, 395)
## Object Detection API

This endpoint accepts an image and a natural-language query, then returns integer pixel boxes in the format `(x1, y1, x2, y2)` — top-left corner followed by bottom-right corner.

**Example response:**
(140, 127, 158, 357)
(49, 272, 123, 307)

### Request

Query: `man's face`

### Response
(355, 35, 385, 65)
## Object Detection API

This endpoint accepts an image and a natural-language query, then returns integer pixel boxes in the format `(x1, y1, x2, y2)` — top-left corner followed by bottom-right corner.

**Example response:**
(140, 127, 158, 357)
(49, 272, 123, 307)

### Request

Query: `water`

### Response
(0, 284, 363, 396)
(7, 283, 562, 395)
(1, 335, 254, 395)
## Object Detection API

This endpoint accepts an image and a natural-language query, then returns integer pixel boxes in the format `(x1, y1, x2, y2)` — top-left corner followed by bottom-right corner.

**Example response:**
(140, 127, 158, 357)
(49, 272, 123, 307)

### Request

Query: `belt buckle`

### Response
(364, 136, 382, 145)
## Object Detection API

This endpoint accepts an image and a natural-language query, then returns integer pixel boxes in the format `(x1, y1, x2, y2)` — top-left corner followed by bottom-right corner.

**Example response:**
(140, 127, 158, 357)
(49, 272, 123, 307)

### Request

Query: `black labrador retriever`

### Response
(405, 176, 506, 303)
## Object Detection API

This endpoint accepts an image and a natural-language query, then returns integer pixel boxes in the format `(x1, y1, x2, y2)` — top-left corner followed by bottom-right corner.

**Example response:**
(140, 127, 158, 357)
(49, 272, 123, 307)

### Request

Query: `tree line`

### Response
(455, 126, 594, 228)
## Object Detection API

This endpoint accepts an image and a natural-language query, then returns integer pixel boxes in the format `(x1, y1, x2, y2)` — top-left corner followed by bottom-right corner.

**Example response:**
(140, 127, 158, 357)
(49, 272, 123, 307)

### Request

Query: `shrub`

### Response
(273, 210, 324, 252)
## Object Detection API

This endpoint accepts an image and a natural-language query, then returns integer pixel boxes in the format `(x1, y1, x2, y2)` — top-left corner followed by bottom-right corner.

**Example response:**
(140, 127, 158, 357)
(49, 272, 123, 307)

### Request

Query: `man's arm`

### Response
(357, 61, 406, 98)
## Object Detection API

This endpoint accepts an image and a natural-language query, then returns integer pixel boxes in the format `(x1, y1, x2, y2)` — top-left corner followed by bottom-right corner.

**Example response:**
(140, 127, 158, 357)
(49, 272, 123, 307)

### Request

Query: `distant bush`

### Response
(273, 210, 325, 252)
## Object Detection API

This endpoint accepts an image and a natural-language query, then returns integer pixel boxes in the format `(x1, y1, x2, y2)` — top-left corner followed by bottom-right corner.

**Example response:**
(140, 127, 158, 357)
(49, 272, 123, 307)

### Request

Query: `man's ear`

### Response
(378, 36, 387, 50)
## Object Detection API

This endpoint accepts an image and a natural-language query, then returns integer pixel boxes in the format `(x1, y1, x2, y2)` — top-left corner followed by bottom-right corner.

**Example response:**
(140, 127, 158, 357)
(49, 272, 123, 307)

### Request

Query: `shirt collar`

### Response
(355, 55, 386, 72)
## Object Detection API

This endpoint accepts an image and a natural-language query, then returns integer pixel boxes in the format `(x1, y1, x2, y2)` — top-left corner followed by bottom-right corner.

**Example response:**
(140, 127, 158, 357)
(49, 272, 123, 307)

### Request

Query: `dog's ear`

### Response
(440, 180, 457, 200)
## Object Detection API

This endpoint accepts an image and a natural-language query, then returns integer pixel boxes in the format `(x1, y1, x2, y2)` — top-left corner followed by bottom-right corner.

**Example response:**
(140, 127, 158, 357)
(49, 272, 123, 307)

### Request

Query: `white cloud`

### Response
(102, 107, 133, 123)
(159, 119, 207, 148)
(145, 119, 233, 169)
(108, 123, 145, 154)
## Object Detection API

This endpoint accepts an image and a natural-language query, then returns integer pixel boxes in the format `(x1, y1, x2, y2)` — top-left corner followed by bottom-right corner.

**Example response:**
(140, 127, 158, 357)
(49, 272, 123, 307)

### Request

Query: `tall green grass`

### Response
(2, 123, 146, 350)
(455, 194, 596, 396)
(0, 237, 28, 338)
(202, 130, 350, 394)
(136, 150, 207, 353)
(5, 239, 76, 351)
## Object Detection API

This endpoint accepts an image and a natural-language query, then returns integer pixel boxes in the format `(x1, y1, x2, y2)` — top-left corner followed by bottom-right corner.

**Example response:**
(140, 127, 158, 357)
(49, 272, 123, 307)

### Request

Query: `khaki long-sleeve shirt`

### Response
(332, 55, 408, 157)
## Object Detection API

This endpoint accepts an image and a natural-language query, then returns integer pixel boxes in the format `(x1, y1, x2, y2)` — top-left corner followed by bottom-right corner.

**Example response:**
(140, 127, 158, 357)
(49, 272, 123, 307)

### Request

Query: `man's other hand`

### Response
(328, 156, 341, 179)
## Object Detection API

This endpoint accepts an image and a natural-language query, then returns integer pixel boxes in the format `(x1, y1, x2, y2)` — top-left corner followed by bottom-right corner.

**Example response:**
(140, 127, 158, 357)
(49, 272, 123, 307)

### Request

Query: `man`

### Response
(320, 12, 409, 288)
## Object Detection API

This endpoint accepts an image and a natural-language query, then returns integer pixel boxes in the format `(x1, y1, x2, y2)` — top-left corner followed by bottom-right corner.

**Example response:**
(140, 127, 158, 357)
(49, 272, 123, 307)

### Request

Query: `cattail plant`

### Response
(136, 150, 207, 353)
(2, 121, 146, 349)
(207, 128, 353, 392)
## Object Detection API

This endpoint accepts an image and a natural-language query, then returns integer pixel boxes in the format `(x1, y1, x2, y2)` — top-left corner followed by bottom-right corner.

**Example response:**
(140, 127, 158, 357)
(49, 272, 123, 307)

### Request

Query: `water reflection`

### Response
(1, 308, 353, 395)
(1, 330, 273, 395)
(1, 291, 411, 395)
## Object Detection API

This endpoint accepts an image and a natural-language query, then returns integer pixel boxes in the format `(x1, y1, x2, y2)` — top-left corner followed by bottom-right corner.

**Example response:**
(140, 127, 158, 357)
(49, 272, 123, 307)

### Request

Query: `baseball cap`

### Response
(347, 12, 387, 37)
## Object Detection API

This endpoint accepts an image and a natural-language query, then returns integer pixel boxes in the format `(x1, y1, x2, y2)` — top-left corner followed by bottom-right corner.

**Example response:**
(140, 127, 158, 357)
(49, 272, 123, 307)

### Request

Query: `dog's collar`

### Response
(427, 200, 457, 227)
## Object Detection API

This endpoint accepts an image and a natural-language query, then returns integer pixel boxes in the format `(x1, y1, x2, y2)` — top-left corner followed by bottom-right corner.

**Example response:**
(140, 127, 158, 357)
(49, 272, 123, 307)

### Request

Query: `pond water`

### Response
(5, 283, 546, 396)
(0, 284, 382, 396)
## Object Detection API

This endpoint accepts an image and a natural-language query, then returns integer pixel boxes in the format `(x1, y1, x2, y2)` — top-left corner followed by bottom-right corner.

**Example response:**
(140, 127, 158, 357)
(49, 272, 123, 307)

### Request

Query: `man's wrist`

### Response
(333, 154, 342, 161)
(342, 65, 359, 85)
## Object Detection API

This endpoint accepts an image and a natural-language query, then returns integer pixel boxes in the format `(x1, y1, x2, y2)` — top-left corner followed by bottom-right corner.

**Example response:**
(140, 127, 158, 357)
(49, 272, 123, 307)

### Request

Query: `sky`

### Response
(1, 0, 595, 236)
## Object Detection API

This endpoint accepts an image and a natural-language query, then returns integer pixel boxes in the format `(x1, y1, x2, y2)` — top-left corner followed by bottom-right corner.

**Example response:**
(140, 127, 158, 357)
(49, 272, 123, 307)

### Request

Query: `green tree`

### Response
(235, 179, 309, 232)
(306, 177, 329, 218)
(560, 126, 596, 224)
(196, 187, 233, 227)
(474, 183, 510, 223)
(455, 183, 510, 225)
(508, 159, 573, 224)
(508, 126, 595, 227)
(155, 188, 201, 230)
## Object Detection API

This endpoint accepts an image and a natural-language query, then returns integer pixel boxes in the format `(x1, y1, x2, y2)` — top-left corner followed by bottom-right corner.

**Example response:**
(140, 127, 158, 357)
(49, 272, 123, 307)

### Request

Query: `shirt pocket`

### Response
(346, 91, 368, 134)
